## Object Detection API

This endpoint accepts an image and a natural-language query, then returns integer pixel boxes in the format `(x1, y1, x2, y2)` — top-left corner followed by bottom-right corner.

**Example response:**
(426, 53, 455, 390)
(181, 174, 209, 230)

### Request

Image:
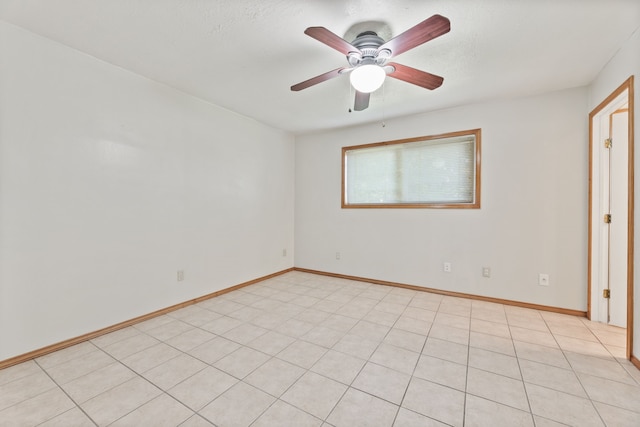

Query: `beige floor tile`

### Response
(422, 337, 469, 365)
(413, 355, 467, 391)
(370, 343, 420, 375)
(249, 311, 289, 329)
(467, 367, 529, 411)
(180, 414, 216, 427)
(121, 342, 182, 373)
(277, 340, 327, 369)
(402, 377, 465, 427)
(332, 333, 380, 360)
(593, 401, 640, 427)
(363, 309, 401, 326)
(468, 347, 521, 380)
(0, 371, 57, 411)
(35, 341, 97, 369)
(275, 318, 315, 338)
(313, 298, 345, 313)
(102, 332, 160, 359)
(393, 316, 432, 335)
(470, 318, 511, 338)
(143, 353, 207, 389)
(252, 400, 322, 427)
(408, 298, 441, 313)
(281, 372, 347, 419)
(188, 336, 241, 365)
(145, 319, 195, 341)
(383, 328, 427, 353)
(321, 313, 359, 332)
(90, 326, 140, 349)
(464, 394, 534, 427)
(38, 407, 95, 427)
(200, 315, 243, 335)
(81, 376, 161, 426)
(513, 341, 570, 369)
(5, 271, 638, 427)
(350, 320, 391, 342)
(133, 315, 178, 332)
(248, 330, 296, 355)
(244, 357, 305, 397)
(470, 308, 507, 325)
(292, 295, 323, 309)
(374, 301, 406, 316)
(554, 335, 612, 359)
(200, 299, 244, 315)
(338, 303, 374, 319)
(548, 323, 598, 342)
(578, 372, 640, 413)
(222, 323, 269, 345)
(213, 346, 270, 379)
(393, 407, 449, 426)
(506, 314, 549, 332)
(429, 323, 469, 345)
(0, 388, 75, 427)
(302, 325, 345, 348)
(525, 383, 604, 427)
(565, 351, 636, 385)
(509, 326, 558, 348)
(62, 362, 137, 403)
(470, 331, 515, 356)
(352, 362, 411, 404)
(165, 328, 216, 352)
(297, 308, 332, 324)
(532, 416, 570, 427)
(200, 381, 275, 427)
(168, 304, 222, 327)
(327, 387, 398, 427)
(169, 366, 237, 411)
(310, 349, 366, 385)
(111, 393, 193, 427)
(519, 359, 586, 397)
(0, 361, 41, 386)
(434, 312, 470, 330)
(402, 307, 437, 322)
(227, 305, 264, 322)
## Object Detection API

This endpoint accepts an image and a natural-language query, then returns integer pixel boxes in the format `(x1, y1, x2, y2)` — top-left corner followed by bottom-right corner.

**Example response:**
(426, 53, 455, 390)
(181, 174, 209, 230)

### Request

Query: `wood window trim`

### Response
(341, 129, 482, 209)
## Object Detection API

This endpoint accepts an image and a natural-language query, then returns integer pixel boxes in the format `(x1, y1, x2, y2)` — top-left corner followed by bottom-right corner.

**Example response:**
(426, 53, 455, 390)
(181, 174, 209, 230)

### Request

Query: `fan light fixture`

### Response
(350, 64, 386, 93)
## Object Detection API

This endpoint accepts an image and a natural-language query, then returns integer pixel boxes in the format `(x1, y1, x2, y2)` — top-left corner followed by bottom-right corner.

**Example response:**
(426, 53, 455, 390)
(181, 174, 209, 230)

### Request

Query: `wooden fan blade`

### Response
(291, 67, 346, 91)
(354, 91, 370, 111)
(387, 62, 444, 90)
(378, 15, 450, 57)
(305, 27, 360, 55)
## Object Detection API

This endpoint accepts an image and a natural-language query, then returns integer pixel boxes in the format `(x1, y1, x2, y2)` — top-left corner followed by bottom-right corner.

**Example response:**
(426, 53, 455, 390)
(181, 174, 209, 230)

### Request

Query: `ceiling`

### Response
(1, 0, 639, 134)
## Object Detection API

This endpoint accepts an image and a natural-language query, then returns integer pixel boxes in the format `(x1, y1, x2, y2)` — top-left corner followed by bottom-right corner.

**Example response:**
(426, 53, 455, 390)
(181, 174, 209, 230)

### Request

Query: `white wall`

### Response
(295, 87, 588, 311)
(589, 27, 640, 361)
(0, 21, 295, 360)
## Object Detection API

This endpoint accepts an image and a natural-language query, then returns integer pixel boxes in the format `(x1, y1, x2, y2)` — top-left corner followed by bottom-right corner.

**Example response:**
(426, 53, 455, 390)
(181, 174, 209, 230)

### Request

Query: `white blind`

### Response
(345, 135, 476, 205)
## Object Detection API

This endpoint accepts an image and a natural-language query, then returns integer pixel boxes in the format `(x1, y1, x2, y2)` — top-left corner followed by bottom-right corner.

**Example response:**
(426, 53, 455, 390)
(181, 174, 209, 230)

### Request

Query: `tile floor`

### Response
(1, 271, 639, 426)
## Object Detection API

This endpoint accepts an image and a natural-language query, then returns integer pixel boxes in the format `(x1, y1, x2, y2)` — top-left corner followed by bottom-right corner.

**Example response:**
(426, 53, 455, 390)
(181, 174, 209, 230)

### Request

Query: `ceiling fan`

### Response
(291, 14, 450, 111)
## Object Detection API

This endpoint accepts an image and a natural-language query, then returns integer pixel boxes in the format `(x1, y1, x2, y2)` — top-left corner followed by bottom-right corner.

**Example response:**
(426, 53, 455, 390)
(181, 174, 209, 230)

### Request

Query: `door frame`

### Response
(588, 76, 634, 359)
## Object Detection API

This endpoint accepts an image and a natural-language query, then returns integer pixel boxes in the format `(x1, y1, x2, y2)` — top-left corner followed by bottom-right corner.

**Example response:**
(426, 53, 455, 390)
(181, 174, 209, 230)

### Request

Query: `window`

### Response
(342, 129, 481, 208)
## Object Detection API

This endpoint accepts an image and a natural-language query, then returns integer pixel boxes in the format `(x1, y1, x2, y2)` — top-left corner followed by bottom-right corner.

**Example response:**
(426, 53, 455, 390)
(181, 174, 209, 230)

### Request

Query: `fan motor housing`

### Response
(348, 31, 390, 66)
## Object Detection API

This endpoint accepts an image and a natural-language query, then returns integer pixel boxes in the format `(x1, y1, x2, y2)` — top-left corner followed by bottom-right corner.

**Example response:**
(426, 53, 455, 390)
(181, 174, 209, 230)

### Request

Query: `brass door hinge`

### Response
(604, 214, 612, 224)
(605, 138, 612, 148)
(603, 289, 611, 299)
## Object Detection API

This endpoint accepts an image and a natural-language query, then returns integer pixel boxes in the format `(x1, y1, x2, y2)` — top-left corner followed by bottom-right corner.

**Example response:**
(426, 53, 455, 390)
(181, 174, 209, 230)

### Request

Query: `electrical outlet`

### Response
(482, 267, 491, 278)
(282, 248, 287, 257)
(177, 270, 184, 282)
(443, 262, 451, 273)
(336, 252, 341, 260)
(538, 273, 549, 286)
